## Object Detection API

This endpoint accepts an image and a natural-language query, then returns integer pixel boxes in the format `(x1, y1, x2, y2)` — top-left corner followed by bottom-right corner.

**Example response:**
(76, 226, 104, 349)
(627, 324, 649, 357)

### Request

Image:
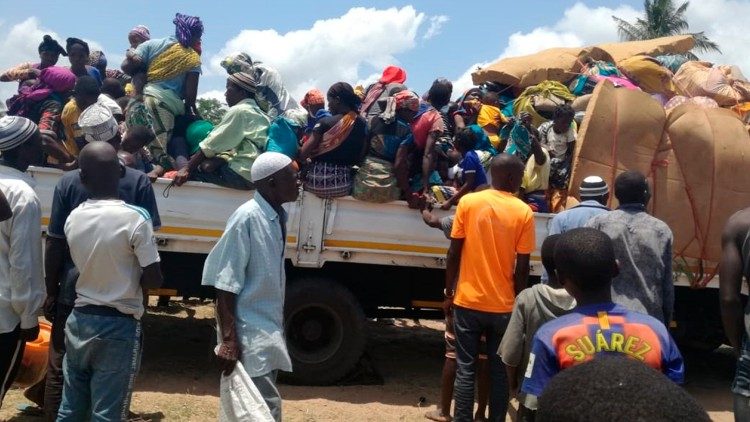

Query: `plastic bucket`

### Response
(12, 322, 51, 388)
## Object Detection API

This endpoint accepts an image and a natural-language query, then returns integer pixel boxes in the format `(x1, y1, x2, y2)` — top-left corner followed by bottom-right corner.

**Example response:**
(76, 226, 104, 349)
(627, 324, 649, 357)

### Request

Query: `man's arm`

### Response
(662, 234, 675, 325)
(140, 262, 163, 290)
(514, 254, 531, 295)
(720, 212, 750, 356)
(9, 199, 44, 340)
(0, 190, 11, 221)
(183, 72, 200, 118)
(216, 289, 240, 375)
(444, 238, 464, 315)
(421, 132, 439, 193)
(394, 145, 412, 197)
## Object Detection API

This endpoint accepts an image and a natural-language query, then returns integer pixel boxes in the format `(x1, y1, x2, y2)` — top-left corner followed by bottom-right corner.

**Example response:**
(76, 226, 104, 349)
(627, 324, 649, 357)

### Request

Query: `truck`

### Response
(29, 165, 723, 385)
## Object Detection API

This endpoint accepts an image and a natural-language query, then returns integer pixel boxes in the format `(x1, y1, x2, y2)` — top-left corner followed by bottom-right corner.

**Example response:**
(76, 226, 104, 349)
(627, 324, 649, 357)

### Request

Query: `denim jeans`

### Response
(57, 309, 141, 422)
(453, 306, 510, 422)
(733, 335, 750, 422)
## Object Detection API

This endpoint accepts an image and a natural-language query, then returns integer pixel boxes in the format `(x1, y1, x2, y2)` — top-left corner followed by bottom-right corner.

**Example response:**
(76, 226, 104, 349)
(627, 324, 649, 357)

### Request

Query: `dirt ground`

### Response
(0, 301, 736, 421)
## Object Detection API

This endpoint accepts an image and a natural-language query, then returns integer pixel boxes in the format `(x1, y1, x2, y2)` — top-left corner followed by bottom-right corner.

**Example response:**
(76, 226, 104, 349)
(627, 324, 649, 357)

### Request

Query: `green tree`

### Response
(197, 98, 227, 126)
(612, 0, 720, 56)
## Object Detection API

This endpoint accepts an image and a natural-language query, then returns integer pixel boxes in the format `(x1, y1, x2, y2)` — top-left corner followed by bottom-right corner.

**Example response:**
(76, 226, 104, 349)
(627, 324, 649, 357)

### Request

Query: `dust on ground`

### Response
(0, 301, 736, 421)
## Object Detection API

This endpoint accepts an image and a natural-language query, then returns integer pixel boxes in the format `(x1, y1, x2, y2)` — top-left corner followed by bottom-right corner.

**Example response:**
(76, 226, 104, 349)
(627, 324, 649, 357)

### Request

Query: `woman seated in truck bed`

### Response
(298, 82, 367, 199)
(172, 72, 270, 190)
(352, 90, 419, 203)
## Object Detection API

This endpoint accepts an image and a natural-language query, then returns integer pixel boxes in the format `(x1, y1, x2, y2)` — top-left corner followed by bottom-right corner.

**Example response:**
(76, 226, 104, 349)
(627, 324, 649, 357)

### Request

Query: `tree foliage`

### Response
(197, 98, 227, 126)
(612, 0, 720, 56)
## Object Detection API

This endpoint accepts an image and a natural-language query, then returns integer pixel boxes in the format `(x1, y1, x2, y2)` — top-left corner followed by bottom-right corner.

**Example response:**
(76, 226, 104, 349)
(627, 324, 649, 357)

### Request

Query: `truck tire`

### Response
(283, 277, 366, 385)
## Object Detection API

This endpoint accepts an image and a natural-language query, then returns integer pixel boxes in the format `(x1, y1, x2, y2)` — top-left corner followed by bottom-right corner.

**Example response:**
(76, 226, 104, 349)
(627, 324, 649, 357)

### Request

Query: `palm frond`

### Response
(613, 16, 650, 41)
(691, 32, 722, 54)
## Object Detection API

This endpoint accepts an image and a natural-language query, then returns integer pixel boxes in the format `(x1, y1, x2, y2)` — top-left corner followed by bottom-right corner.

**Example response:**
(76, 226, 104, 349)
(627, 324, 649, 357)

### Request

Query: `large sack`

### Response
(471, 47, 586, 88)
(513, 80, 576, 127)
(586, 35, 695, 63)
(664, 95, 719, 111)
(673, 61, 750, 106)
(570, 80, 667, 200)
(572, 94, 593, 112)
(618, 55, 678, 96)
(655, 105, 750, 264)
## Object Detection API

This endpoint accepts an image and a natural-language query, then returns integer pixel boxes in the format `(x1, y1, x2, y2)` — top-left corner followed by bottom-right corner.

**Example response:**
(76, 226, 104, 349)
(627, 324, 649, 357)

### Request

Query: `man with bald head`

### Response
(444, 153, 535, 422)
(57, 142, 162, 421)
(202, 152, 300, 421)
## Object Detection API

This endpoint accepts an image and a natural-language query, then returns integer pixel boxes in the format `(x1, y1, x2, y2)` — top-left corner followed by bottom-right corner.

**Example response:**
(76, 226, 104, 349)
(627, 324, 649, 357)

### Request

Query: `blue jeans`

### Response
(453, 306, 510, 422)
(57, 309, 142, 422)
(733, 335, 750, 421)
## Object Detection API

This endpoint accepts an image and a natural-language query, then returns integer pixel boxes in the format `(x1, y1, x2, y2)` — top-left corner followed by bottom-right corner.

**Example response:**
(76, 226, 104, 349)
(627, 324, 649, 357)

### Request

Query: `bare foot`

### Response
(425, 408, 452, 422)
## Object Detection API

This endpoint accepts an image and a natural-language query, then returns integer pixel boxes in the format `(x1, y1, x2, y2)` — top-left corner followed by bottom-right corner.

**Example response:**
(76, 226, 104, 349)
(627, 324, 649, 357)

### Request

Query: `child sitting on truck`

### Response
(438, 127, 489, 210)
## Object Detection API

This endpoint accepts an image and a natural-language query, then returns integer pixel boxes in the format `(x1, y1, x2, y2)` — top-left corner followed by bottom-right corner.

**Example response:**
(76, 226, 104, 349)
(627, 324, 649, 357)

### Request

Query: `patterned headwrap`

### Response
(380, 90, 419, 124)
(173, 13, 204, 48)
(220, 52, 253, 75)
(38, 35, 67, 56)
(0, 116, 37, 152)
(128, 25, 151, 44)
(228, 72, 257, 95)
(78, 103, 119, 143)
(300, 89, 325, 108)
(88, 50, 107, 69)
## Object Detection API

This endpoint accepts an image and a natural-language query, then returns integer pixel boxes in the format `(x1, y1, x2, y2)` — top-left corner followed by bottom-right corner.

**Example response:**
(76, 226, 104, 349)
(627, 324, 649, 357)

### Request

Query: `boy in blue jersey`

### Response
(521, 228, 684, 399)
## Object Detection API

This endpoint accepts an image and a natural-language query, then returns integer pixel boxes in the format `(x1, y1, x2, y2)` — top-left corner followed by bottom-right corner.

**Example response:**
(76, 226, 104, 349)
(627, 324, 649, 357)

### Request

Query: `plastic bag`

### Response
(219, 362, 274, 422)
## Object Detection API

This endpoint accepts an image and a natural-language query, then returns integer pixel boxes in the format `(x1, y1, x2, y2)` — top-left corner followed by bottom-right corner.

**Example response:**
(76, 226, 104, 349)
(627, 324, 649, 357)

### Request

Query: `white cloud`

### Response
(209, 6, 427, 100)
(450, 0, 750, 95)
(423, 15, 449, 40)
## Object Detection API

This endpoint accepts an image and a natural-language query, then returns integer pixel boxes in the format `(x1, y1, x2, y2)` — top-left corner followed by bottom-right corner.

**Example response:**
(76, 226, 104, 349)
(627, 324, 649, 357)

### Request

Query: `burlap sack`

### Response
(471, 47, 586, 88)
(673, 61, 750, 106)
(586, 35, 695, 63)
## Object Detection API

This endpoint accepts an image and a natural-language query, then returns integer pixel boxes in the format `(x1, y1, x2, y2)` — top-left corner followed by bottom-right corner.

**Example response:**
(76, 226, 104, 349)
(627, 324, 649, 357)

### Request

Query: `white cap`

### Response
(251, 152, 292, 183)
(78, 102, 119, 143)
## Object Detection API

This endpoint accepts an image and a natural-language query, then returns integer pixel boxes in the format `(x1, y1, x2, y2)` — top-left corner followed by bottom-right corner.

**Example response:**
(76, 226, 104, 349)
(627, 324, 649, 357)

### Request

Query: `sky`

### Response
(1, 0, 749, 105)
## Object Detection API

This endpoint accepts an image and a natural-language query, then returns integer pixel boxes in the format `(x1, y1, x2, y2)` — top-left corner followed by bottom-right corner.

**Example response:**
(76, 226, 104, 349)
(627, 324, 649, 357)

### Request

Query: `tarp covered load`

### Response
(472, 35, 695, 89)
(673, 61, 750, 106)
(570, 80, 750, 274)
(471, 47, 586, 88)
(618, 55, 678, 96)
(658, 105, 750, 265)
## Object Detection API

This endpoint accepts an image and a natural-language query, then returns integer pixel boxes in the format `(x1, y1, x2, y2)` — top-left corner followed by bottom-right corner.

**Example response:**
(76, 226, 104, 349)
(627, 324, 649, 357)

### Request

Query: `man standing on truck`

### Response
(0, 116, 45, 407)
(586, 171, 674, 324)
(56, 142, 162, 421)
(719, 207, 750, 421)
(444, 153, 535, 422)
(43, 105, 160, 421)
(203, 152, 300, 422)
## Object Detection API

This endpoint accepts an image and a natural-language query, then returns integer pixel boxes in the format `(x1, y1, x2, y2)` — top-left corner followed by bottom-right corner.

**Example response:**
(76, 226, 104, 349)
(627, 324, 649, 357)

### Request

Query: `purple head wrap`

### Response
(173, 13, 204, 47)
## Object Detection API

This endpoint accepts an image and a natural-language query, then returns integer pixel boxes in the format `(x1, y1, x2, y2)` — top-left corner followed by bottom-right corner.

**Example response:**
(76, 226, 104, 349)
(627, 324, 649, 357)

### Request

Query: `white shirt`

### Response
(65, 199, 160, 319)
(98, 94, 123, 117)
(538, 121, 576, 157)
(0, 165, 44, 334)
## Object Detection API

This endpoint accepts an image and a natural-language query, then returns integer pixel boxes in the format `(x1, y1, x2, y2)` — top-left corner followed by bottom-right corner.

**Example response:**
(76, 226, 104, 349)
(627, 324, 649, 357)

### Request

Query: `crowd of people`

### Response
(0, 11, 745, 422)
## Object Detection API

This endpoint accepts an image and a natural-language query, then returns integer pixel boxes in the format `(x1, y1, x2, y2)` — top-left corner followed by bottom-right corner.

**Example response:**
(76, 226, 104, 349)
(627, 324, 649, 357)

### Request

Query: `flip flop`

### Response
(16, 403, 44, 417)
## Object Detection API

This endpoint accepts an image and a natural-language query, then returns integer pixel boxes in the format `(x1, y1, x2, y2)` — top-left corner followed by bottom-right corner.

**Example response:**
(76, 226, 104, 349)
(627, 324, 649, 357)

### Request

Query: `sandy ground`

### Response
(0, 301, 736, 422)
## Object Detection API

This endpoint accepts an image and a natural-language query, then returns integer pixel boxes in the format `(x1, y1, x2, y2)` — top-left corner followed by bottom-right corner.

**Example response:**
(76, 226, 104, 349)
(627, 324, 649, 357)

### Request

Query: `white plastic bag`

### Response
(218, 362, 274, 422)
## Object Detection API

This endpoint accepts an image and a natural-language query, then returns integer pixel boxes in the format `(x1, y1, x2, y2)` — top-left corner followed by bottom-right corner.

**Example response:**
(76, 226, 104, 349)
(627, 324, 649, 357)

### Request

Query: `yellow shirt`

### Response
(451, 189, 536, 313)
(477, 105, 508, 150)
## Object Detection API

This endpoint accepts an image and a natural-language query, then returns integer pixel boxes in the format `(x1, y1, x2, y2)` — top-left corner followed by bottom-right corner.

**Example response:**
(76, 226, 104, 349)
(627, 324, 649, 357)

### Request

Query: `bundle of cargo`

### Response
(569, 80, 750, 283)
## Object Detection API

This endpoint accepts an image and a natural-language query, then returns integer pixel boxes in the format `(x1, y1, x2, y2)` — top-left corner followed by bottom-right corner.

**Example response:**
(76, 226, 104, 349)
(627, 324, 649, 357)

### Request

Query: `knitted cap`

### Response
(0, 116, 37, 151)
(78, 103, 119, 143)
(579, 176, 609, 198)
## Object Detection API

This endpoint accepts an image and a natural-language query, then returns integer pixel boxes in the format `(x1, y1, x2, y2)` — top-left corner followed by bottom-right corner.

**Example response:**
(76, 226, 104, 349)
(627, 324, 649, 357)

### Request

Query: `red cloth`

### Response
(301, 89, 325, 107)
(379, 65, 406, 84)
(410, 108, 445, 150)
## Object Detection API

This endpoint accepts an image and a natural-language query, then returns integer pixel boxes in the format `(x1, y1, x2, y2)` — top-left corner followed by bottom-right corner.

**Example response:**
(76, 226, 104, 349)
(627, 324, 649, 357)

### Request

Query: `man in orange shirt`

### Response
(444, 153, 535, 422)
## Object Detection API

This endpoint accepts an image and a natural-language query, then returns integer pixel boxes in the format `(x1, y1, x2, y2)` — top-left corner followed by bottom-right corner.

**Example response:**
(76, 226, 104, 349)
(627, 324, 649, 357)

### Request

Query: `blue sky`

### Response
(1, 0, 745, 103)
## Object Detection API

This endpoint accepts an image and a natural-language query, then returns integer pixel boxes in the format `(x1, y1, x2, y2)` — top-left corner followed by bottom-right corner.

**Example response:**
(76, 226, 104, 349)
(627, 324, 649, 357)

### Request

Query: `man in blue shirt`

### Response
(202, 152, 300, 422)
(548, 175, 610, 235)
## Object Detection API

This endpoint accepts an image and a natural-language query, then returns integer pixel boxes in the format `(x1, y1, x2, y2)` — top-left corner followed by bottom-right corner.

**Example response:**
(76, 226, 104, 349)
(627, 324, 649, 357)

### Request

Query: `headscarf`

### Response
(327, 82, 360, 111)
(251, 152, 292, 183)
(300, 89, 325, 108)
(380, 90, 419, 124)
(129, 25, 151, 44)
(220, 52, 254, 75)
(88, 50, 107, 69)
(359, 65, 407, 118)
(173, 13, 204, 48)
(0, 116, 37, 151)
(65, 37, 90, 56)
(284, 109, 308, 128)
(78, 103, 119, 143)
(38, 35, 67, 56)
(228, 72, 258, 96)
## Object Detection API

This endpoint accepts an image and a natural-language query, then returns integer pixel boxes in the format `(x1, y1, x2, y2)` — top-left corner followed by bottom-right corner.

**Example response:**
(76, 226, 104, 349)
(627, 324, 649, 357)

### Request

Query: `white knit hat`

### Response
(0, 116, 37, 151)
(78, 102, 119, 143)
(579, 176, 609, 198)
(251, 152, 292, 183)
